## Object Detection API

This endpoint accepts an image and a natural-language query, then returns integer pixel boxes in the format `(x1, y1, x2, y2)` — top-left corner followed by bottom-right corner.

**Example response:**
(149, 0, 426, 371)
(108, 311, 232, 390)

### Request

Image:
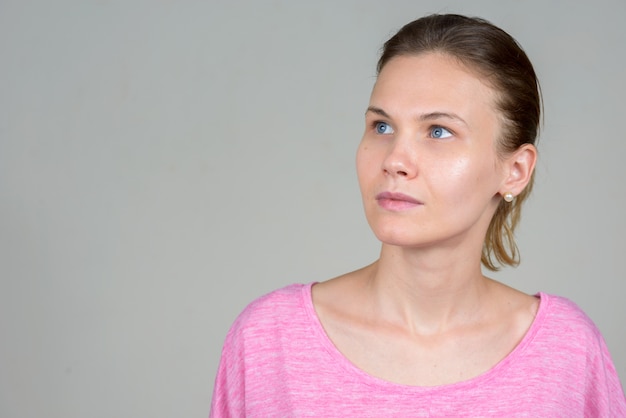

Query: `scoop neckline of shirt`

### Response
(301, 282, 549, 392)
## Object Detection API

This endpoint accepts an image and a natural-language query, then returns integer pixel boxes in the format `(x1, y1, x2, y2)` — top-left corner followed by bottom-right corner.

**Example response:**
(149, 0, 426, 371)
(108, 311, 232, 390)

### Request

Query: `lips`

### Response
(375, 191, 423, 211)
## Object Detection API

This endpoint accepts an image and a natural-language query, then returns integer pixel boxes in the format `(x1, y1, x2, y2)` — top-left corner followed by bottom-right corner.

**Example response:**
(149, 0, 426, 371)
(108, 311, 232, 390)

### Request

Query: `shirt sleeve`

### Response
(585, 332, 626, 416)
(209, 322, 246, 418)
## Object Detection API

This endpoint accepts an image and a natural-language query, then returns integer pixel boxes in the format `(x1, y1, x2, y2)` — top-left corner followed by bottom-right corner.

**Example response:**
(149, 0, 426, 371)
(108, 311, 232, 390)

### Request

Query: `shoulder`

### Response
(210, 283, 316, 416)
(238, 283, 309, 319)
(529, 292, 615, 369)
(538, 293, 602, 339)
(225, 283, 313, 342)
(534, 293, 626, 414)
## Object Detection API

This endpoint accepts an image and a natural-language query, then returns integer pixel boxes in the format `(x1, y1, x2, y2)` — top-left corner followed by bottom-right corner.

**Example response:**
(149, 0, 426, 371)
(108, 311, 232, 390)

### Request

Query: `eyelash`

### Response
(372, 121, 393, 134)
(370, 121, 454, 139)
(428, 125, 453, 139)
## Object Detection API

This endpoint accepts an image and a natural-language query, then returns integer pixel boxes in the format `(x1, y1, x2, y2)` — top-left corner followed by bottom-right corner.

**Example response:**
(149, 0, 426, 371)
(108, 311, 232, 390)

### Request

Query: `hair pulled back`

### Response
(378, 14, 541, 270)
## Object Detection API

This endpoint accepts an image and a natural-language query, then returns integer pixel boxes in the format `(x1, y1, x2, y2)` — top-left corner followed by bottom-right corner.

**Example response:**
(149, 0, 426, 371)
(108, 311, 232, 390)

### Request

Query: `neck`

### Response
(365, 244, 492, 334)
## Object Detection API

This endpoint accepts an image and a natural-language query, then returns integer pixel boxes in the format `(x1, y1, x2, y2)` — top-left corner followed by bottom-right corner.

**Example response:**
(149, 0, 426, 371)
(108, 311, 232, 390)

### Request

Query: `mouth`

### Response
(375, 191, 423, 211)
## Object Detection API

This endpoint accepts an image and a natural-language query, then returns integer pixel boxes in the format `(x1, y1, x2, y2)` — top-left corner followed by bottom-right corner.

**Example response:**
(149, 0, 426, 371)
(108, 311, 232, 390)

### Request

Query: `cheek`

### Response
(356, 144, 374, 184)
(448, 157, 471, 179)
(432, 154, 470, 180)
(431, 156, 491, 202)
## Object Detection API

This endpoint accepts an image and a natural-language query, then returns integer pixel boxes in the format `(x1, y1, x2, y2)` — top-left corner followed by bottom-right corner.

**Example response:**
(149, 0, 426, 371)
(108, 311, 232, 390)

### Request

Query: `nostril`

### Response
(383, 168, 409, 177)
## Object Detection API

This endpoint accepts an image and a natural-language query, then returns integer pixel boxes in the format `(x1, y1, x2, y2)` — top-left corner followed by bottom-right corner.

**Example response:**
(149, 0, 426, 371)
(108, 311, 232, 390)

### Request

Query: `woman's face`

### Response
(357, 53, 508, 249)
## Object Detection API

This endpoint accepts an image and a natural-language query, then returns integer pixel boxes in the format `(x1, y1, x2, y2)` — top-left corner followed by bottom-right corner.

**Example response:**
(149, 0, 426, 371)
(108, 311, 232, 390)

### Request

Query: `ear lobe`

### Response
(500, 144, 537, 197)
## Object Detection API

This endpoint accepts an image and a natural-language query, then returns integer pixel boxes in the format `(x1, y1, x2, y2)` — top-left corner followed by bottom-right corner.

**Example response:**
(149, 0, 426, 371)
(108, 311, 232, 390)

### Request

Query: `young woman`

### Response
(210, 14, 626, 416)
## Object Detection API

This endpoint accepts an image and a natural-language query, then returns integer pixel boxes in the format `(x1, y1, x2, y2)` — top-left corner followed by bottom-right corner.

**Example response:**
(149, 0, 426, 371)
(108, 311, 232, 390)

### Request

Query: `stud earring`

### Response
(503, 192, 514, 202)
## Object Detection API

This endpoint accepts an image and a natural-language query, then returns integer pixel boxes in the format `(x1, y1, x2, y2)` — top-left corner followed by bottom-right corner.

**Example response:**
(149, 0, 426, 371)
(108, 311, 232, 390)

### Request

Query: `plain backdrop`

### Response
(1, 0, 625, 416)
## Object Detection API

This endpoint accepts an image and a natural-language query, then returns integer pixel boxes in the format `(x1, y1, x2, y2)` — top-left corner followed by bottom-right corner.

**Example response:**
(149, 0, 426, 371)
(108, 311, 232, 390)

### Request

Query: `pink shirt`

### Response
(210, 283, 626, 417)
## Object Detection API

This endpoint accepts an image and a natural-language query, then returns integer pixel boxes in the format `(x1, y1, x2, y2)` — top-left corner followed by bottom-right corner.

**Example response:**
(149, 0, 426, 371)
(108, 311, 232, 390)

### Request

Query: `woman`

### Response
(210, 14, 626, 416)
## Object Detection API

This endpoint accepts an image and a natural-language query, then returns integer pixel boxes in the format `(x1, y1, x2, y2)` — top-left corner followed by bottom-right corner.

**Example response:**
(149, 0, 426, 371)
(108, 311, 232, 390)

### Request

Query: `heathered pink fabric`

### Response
(210, 283, 626, 417)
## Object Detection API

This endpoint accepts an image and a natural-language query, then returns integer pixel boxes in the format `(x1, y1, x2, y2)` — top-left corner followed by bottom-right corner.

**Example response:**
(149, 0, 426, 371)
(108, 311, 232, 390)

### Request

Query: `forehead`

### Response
(371, 53, 499, 118)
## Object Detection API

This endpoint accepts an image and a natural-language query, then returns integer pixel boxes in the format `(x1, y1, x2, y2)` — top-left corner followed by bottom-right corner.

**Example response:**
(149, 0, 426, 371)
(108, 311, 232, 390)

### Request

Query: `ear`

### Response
(499, 144, 537, 198)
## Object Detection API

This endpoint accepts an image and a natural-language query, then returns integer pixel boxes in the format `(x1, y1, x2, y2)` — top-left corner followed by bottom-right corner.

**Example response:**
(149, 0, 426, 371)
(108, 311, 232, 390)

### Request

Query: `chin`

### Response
(372, 226, 426, 248)
(371, 219, 466, 249)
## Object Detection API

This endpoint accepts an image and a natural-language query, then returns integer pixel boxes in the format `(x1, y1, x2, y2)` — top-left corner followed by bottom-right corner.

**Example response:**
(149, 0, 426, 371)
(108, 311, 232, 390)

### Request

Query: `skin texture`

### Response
(360, 54, 506, 253)
(312, 53, 539, 386)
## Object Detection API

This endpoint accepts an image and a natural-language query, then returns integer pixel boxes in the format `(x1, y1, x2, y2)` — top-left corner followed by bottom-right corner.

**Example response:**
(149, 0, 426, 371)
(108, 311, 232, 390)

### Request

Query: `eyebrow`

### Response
(366, 106, 468, 126)
(365, 106, 391, 118)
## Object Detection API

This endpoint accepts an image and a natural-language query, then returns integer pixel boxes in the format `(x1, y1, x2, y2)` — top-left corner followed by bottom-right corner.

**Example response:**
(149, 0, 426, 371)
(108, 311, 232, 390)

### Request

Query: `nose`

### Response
(382, 137, 417, 179)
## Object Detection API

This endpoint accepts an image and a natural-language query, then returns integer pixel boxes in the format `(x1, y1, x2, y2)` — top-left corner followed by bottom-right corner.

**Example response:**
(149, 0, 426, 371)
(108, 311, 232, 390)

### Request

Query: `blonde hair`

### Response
(482, 173, 534, 270)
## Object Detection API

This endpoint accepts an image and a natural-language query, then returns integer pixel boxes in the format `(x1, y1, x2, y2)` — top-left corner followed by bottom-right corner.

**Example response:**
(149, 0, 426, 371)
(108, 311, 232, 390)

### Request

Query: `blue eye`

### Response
(375, 122, 394, 134)
(430, 126, 452, 139)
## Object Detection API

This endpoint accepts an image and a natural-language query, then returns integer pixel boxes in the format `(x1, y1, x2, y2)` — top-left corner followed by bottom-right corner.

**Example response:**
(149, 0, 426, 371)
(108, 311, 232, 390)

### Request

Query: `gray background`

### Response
(1, 0, 624, 416)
